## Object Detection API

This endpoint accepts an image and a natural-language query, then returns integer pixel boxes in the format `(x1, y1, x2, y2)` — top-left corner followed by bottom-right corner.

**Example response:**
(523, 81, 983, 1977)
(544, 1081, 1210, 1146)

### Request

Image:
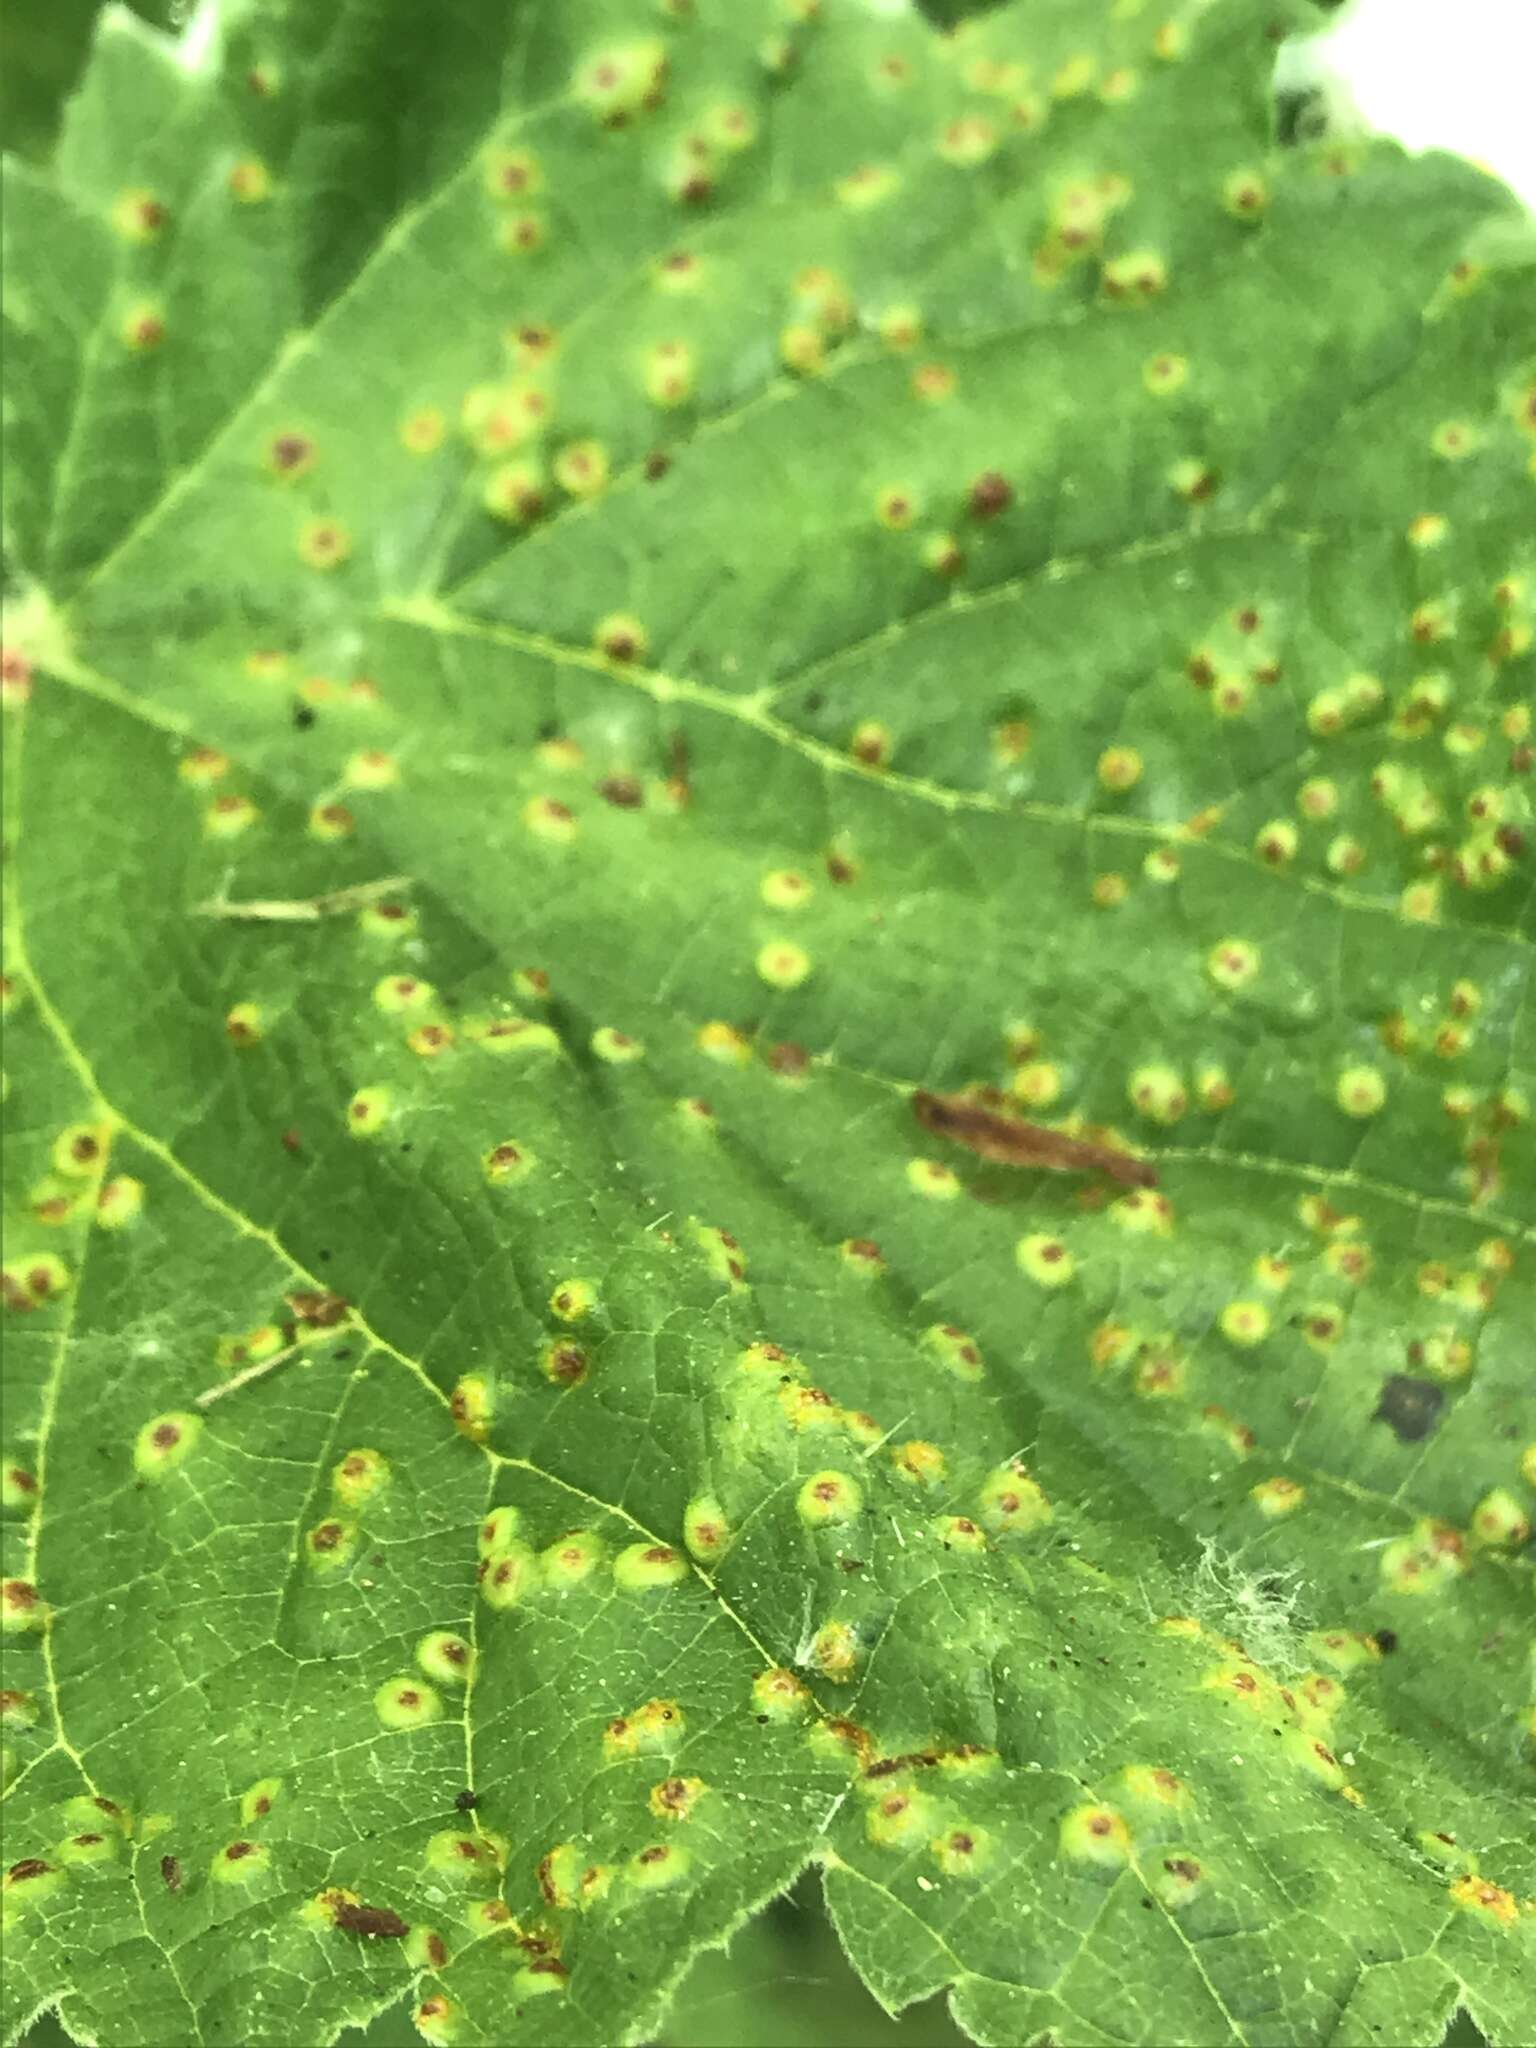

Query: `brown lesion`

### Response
(333, 1901, 411, 1938)
(597, 774, 644, 808)
(911, 1089, 1157, 1186)
(284, 1289, 349, 1329)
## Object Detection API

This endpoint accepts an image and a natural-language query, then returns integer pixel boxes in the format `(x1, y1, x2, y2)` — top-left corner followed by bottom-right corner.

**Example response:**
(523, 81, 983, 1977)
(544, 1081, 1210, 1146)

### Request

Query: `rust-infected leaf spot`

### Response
(286, 1289, 350, 1328)
(968, 471, 1013, 519)
(334, 1903, 410, 1939)
(912, 1090, 1157, 1186)
(1373, 1375, 1445, 1444)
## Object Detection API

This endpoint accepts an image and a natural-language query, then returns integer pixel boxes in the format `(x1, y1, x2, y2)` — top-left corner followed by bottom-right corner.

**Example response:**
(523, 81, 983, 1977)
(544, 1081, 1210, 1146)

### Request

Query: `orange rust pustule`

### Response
(911, 1090, 1158, 1186)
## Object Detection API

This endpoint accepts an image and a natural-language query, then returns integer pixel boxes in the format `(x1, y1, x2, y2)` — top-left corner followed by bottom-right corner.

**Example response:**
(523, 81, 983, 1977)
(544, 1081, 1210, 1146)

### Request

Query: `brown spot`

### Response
(310, 1521, 345, 1553)
(1164, 1856, 1201, 1882)
(600, 625, 641, 663)
(823, 1718, 874, 1765)
(598, 774, 644, 808)
(1373, 1375, 1445, 1444)
(160, 1855, 182, 1891)
(547, 1344, 588, 1385)
(269, 433, 313, 473)
(280, 1128, 303, 1155)
(454, 1787, 477, 1809)
(152, 1423, 180, 1451)
(334, 1902, 410, 1939)
(825, 851, 856, 884)
(286, 1289, 349, 1328)
(664, 730, 691, 803)
(3, 1581, 37, 1612)
(912, 1089, 1157, 1185)
(644, 1546, 677, 1567)
(224, 1840, 258, 1862)
(8, 1859, 52, 1882)
(864, 1750, 940, 1780)
(644, 449, 671, 481)
(1373, 1629, 1398, 1655)
(968, 471, 1013, 519)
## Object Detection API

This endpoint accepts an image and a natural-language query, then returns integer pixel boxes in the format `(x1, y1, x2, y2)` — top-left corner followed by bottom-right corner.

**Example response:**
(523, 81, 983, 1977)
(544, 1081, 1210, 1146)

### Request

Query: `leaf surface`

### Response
(3, 4, 1534, 2046)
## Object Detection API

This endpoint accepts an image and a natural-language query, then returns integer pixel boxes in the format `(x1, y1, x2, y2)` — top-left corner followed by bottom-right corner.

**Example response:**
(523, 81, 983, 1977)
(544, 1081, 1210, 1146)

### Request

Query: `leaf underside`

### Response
(2, 3, 1533, 2046)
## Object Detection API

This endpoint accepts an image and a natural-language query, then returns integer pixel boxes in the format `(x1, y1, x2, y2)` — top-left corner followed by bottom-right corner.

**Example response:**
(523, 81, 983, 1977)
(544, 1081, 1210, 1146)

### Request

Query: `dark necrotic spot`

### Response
(160, 1854, 182, 1891)
(1374, 1629, 1398, 1655)
(1373, 1375, 1445, 1443)
(454, 1789, 478, 1811)
(333, 1902, 409, 1939)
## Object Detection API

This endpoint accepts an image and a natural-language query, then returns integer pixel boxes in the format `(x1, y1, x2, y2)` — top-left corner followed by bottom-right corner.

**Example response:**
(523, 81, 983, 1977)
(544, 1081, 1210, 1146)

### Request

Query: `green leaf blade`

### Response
(4, 4, 1534, 2046)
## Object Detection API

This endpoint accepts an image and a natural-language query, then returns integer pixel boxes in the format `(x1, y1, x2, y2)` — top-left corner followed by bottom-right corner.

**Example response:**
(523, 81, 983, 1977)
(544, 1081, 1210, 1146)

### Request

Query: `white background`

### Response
(1312, 0, 1536, 205)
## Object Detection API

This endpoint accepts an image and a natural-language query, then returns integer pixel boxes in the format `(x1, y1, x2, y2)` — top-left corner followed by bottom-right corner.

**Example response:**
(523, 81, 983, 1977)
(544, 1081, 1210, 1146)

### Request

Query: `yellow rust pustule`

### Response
(911, 1090, 1158, 1187)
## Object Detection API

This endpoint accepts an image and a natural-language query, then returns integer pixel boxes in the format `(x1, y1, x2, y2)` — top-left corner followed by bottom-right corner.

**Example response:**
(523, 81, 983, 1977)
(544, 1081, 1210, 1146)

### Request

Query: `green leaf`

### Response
(3, 4, 1533, 2046)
